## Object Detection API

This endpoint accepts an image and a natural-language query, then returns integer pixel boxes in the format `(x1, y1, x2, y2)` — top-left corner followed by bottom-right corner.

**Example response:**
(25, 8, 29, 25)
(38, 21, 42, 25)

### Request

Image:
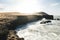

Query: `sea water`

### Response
(16, 19, 60, 40)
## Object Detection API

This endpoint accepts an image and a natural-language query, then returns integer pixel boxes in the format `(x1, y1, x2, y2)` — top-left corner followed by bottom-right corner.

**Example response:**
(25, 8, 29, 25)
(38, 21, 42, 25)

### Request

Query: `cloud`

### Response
(0, 0, 44, 13)
(50, 3, 59, 7)
(0, 3, 4, 8)
(4, 0, 42, 13)
(0, 3, 5, 11)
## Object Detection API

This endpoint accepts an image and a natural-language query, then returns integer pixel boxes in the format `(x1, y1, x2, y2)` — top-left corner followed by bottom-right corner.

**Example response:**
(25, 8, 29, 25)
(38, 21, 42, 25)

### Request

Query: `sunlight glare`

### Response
(17, 0, 41, 14)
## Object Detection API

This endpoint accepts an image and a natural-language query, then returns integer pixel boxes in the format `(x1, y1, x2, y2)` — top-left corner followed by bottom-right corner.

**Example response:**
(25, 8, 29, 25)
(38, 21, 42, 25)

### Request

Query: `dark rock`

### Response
(36, 12, 53, 20)
(18, 38, 24, 40)
(43, 15, 53, 20)
(7, 30, 24, 40)
(40, 20, 51, 24)
(57, 18, 60, 20)
(0, 24, 8, 36)
(0, 35, 7, 40)
(6, 16, 28, 30)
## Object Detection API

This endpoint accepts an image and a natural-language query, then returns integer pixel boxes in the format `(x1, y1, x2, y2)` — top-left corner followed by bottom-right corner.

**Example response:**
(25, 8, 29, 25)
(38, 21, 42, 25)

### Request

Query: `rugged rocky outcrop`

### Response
(40, 20, 51, 24)
(0, 12, 53, 32)
(35, 12, 53, 20)
(0, 12, 53, 40)
(7, 30, 24, 40)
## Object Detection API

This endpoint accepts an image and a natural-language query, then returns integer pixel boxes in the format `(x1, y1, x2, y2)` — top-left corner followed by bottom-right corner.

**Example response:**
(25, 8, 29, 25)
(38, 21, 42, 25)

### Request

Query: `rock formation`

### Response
(0, 12, 53, 40)
(7, 30, 24, 40)
(40, 20, 51, 24)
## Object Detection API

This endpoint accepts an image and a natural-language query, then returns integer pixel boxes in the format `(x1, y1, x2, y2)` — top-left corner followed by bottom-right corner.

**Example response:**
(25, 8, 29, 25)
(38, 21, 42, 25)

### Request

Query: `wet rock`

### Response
(40, 20, 51, 24)
(57, 18, 60, 20)
(0, 24, 8, 36)
(18, 38, 24, 40)
(7, 30, 24, 40)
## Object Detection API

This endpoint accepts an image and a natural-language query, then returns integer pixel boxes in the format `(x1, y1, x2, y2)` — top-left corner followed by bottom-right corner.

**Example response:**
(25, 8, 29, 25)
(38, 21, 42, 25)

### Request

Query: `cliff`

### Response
(0, 12, 53, 40)
(0, 12, 53, 30)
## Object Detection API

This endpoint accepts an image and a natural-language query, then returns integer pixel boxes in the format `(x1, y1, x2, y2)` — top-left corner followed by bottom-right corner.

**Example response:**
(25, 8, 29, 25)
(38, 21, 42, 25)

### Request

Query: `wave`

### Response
(16, 20, 60, 40)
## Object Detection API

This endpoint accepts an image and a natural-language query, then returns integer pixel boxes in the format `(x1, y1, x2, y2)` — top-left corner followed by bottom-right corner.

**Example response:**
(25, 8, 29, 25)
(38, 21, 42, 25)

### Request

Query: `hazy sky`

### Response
(0, 0, 60, 15)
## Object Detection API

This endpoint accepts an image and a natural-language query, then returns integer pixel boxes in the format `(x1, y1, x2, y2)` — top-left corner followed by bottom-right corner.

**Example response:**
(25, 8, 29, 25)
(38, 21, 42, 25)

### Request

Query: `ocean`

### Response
(16, 19, 60, 40)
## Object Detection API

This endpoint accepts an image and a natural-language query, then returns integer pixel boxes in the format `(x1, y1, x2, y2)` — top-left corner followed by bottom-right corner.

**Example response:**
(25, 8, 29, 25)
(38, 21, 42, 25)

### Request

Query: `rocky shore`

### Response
(0, 12, 53, 40)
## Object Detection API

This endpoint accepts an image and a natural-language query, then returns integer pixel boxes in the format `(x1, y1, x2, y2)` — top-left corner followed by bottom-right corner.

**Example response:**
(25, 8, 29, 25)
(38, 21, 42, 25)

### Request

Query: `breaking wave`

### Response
(16, 19, 60, 40)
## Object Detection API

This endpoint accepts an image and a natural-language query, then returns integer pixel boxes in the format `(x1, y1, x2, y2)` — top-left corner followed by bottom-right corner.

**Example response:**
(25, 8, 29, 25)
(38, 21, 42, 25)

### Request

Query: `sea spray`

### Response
(16, 20, 60, 40)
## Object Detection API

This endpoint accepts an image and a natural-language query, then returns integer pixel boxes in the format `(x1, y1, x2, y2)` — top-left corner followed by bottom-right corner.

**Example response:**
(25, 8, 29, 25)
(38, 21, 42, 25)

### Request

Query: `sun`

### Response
(16, 0, 41, 14)
(4, 0, 41, 14)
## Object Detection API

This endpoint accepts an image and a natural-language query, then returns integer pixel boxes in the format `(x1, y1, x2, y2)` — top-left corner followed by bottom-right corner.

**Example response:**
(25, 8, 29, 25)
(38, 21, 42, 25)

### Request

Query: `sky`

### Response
(0, 0, 60, 15)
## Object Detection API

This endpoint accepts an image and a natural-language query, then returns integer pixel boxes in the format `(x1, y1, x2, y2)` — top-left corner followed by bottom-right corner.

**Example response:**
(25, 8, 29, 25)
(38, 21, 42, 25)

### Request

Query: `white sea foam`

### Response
(16, 20, 60, 40)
